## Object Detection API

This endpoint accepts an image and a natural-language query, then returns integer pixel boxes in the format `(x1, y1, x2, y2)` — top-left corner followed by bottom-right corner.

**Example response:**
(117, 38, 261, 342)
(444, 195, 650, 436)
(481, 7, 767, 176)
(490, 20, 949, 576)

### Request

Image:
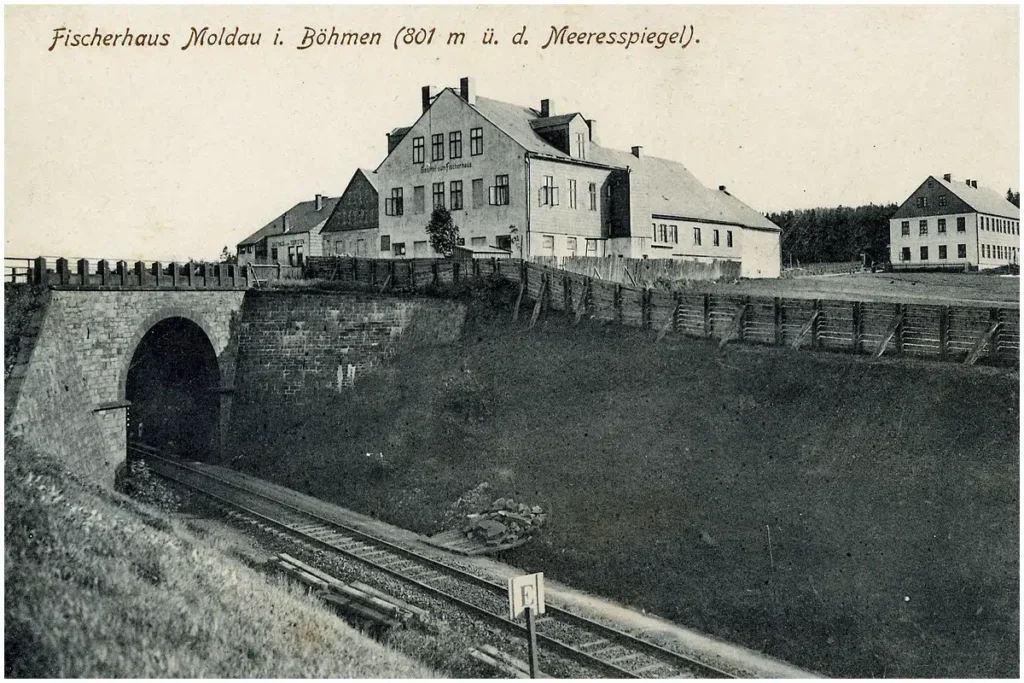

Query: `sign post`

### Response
(508, 572, 545, 678)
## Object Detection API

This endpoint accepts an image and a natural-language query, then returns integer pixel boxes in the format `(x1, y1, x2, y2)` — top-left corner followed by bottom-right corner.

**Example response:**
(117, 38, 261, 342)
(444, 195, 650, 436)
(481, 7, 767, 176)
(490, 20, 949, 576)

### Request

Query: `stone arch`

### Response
(118, 306, 229, 402)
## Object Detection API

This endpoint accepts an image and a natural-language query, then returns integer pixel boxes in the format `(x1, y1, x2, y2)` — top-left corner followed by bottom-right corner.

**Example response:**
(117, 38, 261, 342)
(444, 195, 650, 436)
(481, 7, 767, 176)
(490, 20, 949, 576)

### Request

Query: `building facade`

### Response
(373, 77, 782, 277)
(320, 169, 380, 257)
(889, 175, 1020, 269)
(237, 194, 339, 266)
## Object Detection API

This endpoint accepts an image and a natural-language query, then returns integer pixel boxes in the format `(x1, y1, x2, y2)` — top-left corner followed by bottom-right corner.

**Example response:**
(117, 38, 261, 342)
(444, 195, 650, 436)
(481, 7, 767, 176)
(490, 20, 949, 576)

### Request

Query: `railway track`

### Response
(132, 443, 735, 679)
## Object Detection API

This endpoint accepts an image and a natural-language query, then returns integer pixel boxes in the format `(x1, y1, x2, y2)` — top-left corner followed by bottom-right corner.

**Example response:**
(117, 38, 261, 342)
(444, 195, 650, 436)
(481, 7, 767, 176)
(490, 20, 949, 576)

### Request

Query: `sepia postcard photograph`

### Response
(3, 3, 1019, 679)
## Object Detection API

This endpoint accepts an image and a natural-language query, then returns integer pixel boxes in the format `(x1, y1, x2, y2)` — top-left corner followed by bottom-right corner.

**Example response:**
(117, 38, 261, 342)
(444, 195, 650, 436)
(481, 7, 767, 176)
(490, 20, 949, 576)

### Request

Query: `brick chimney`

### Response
(421, 85, 438, 113)
(540, 99, 554, 117)
(282, 214, 288, 233)
(719, 185, 730, 195)
(459, 77, 476, 105)
(966, 178, 972, 187)
(631, 146, 643, 158)
(315, 194, 324, 211)
(972, 180, 978, 189)
(586, 119, 597, 142)
(943, 173, 951, 182)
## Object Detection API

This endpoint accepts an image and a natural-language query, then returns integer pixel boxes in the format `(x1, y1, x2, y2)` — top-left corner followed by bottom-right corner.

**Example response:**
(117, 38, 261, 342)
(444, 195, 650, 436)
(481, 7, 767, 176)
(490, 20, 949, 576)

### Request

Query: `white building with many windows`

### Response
(373, 77, 781, 277)
(889, 174, 1020, 269)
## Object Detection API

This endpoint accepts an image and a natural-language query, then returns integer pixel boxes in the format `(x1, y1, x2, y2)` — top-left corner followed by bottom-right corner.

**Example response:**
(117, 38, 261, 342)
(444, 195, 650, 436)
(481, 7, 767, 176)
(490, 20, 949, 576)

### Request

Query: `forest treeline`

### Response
(767, 204, 898, 266)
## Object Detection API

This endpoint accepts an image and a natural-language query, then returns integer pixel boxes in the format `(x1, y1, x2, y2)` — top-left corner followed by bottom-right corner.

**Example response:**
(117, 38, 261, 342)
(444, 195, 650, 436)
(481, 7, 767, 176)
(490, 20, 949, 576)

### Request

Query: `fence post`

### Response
(939, 305, 950, 359)
(243, 264, 250, 289)
(852, 301, 863, 353)
(703, 293, 712, 338)
(773, 297, 783, 346)
(152, 262, 162, 288)
(98, 260, 109, 286)
(432, 261, 439, 287)
(673, 292, 682, 333)
(894, 303, 905, 354)
(116, 260, 128, 288)
(390, 260, 397, 290)
(812, 299, 823, 350)
(351, 257, 358, 282)
(614, 283, 623, 325)
(453, 261, 461, 285)
(216, 263, 224, 288)
(170, 262, 179, 288)
(991, 308, 1003, 361)
(134, 261, 145, 287)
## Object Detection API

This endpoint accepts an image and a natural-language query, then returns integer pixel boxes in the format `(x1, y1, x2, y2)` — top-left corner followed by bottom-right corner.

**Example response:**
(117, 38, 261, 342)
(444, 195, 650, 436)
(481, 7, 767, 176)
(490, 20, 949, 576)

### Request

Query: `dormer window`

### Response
(576, 132, 586, 160)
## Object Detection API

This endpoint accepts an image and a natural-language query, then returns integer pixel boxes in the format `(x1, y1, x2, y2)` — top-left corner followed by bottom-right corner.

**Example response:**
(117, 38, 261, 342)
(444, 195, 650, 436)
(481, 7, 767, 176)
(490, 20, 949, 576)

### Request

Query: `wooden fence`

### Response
(304, 256, 1018, 367)
(780, 261, 866, 278)
(532, 255, 742, 285)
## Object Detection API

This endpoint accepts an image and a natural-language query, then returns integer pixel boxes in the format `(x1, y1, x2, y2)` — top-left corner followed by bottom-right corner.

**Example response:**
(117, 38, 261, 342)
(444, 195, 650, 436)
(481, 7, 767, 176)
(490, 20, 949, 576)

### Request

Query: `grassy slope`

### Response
(4, 443, 435, 678)
(236, 305, 1019, 678)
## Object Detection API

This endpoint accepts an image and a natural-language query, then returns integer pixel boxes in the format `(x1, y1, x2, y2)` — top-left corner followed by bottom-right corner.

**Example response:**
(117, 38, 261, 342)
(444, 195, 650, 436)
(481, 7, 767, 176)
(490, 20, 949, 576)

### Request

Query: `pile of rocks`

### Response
(462, 498, 547, 548)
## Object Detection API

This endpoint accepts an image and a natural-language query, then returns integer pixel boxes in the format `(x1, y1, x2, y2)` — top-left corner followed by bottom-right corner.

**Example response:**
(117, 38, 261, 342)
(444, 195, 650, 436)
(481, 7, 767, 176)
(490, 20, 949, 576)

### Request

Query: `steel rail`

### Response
(133, 444, 733, 678)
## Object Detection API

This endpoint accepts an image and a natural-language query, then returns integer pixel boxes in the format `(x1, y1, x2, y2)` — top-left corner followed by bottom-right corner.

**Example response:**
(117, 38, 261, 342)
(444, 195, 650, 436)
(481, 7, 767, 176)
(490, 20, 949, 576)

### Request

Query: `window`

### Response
(432, 182, 445, 209)
(901, 247, 911, 261)
(470, 236, 486, 247)
(450, 180, 463, 211)
(567, 237, 578, 254)
(901, 220, 910, 236)
(938, 245, 947, 260)
(540, 175, 559, 207)
(920, 246, 928, 261)
(916, 196, 929, 208)
(385, 187, 404, 216)
(693, 227, 702, 246)
(542, 235, 554, 252)
(393, 242, 406, 257)
(470, 127, 483, 156)
(569, 179, 577, 209)
(472, 179, 484, 208)
(271, 247, 278, 262)
(449, 131, 462, 159)
(380, 235, 390, 252)
(576, 132, 586, 160)
(656, 223, 668, 243)
(589, 182, 597, 210)
(713, 229, 720, 247)
(496, 235, 512, 251)
(413, 185, 425, 214)
(918, 219, 927, 235)
(287, 245, 296, 266)
(939, 195, 947, 207)
(958, 243, 967, 258)
(727, 231, 733, 248)
(957, 216, 966, 232)
(937, 218, 946, 233)
(412, 137, 424, 164)
(489, 174, 509, 205)
(431, 133, 444, 161)
(586, 239, 598, 254)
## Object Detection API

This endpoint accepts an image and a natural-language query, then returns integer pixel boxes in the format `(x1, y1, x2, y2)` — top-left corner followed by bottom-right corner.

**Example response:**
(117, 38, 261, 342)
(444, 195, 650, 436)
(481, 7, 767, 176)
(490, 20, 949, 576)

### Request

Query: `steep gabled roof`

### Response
(380, 88, 779, 233)
(935, 176, 1019, 219)
(357, 168, 379, 192)
(238, 195, 340, 246)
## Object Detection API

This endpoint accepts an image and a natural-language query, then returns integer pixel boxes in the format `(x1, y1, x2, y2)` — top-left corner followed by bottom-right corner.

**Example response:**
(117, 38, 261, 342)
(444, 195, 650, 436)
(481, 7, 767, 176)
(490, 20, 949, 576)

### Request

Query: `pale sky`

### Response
(5, 4, 1020, 261)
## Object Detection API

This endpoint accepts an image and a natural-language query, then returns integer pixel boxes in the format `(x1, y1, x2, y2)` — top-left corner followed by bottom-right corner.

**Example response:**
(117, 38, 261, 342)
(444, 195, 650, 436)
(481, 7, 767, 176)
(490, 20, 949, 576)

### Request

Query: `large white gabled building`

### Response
(889, 174, 1020, 269)
(371, 77, 782, 278)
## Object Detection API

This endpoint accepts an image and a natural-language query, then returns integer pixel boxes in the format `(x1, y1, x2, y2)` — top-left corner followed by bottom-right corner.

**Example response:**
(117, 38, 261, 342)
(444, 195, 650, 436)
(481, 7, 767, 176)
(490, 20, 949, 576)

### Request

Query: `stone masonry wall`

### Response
(233, 290, 467, 399)
(6, 288, 246, 486)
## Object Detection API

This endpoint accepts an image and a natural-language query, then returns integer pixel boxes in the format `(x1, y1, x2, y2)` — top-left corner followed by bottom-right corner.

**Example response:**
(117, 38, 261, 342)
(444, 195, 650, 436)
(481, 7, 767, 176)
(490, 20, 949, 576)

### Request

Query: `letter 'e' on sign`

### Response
(508, 572, 545, 620)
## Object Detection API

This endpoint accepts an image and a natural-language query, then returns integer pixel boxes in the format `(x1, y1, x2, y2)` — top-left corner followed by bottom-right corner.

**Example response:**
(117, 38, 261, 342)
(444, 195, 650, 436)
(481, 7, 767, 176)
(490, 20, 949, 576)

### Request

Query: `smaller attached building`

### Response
(237, 193, 340, 266)
(889, 175, 1020, 270)
(320, 169, 380, 257)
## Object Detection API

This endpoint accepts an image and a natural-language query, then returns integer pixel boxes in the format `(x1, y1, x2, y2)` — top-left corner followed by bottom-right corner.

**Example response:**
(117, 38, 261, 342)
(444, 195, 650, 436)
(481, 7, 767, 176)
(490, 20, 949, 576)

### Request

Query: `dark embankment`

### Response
(231, 294, 1019, 678)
